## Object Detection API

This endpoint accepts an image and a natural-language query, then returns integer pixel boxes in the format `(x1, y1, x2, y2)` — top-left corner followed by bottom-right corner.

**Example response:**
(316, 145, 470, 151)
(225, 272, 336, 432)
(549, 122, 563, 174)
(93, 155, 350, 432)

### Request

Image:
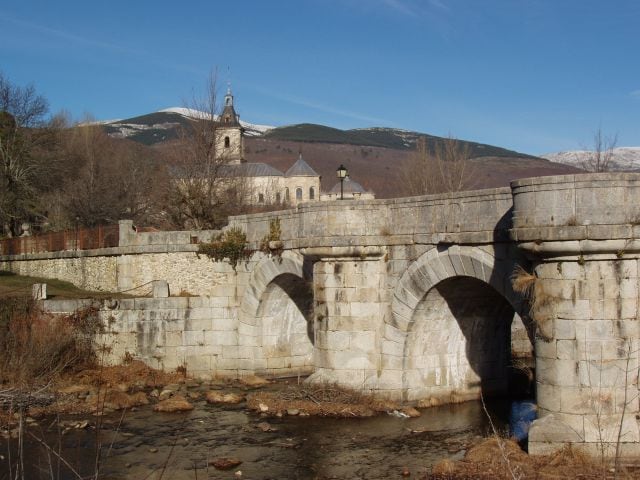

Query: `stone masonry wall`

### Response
(512, 173, 640, 458)
(0, 255, 118, 292)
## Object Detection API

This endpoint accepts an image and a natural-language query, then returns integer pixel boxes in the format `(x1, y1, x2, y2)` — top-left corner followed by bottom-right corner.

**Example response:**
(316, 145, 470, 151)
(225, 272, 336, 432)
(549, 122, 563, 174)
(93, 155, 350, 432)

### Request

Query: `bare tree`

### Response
(400, 135, 475, 196)
(163, 71, 251, 230)
(581, 128, 618, 172)
(57, 123, 166, 228)
(0, 72, 62, 236)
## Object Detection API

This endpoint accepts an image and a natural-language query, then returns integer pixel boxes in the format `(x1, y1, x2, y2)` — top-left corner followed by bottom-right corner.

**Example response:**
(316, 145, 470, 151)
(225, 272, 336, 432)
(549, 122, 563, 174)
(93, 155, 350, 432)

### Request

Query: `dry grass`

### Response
(511, 265, 554, 339)
(427, 438, 635, 479)
(511, 265, 537, 299)
(67, 359, 184, 390)
(247, 383, 399, 417)
(0, 298, 100, 387)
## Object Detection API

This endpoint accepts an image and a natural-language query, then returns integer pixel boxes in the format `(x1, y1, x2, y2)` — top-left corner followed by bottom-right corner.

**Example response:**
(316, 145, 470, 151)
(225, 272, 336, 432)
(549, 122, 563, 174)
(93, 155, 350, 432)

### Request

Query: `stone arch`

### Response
(390, 245, 523, 332)
(385, 245, 530, 402)
(239, 252, 315, 376)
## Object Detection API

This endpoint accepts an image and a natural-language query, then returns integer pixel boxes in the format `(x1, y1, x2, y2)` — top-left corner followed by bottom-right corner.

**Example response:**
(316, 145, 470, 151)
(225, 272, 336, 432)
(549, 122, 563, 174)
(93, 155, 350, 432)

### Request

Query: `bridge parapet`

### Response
(229, 186, 514, 249)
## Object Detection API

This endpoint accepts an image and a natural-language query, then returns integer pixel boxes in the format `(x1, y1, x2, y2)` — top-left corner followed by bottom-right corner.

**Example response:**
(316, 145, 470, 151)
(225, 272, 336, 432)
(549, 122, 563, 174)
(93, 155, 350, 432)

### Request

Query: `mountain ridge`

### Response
(542, 147, 640, 171)
(98, 107, 538, 162)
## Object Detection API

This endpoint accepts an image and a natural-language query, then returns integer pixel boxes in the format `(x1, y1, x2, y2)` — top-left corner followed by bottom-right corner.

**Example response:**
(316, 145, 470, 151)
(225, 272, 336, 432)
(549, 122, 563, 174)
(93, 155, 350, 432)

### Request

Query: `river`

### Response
(1, 389, 526, 480)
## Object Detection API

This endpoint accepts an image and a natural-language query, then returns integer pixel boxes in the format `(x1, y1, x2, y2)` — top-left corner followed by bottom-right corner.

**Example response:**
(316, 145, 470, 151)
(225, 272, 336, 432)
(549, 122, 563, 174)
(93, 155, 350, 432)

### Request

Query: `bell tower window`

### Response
(224, 136, 230, 148)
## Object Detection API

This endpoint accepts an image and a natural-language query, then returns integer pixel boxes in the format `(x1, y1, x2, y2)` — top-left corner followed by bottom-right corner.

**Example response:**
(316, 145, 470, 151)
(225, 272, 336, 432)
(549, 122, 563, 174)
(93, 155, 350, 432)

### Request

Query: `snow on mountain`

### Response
(159, 107, 211, 120)
(158, 107, 274, 136)
(542, 147, 640, 171)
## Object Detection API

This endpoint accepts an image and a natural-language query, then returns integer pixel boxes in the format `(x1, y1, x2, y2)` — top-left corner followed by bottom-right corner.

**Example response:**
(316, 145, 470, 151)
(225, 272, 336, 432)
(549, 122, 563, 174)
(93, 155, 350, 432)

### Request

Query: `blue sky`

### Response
(1, 0, 639, 154)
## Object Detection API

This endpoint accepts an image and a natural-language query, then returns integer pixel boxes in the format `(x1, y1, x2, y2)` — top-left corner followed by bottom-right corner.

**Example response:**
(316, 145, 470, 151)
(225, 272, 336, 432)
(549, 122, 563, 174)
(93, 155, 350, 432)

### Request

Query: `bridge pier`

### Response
(512, 173, 640, 458)
(303, 246, 387, 389)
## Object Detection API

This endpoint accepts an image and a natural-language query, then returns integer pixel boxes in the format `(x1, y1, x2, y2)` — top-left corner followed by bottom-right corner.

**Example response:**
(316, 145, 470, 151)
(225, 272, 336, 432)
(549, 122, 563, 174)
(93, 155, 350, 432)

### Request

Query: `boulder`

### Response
(206, 391, 244, 404)
(401, 406, 421, 418)
(209, 457, 242, 470)
(153, 394, 194, 413)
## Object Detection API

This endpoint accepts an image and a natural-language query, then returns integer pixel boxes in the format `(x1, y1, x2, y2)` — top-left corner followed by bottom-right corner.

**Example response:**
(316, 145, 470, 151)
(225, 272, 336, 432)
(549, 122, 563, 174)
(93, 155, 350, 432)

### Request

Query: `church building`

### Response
(213, 87, 373, 207)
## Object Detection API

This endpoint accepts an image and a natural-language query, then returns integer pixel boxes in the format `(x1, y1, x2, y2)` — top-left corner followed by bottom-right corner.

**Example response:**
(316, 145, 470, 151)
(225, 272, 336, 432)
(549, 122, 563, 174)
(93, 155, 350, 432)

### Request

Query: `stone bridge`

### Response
(3, 172, 640, 456)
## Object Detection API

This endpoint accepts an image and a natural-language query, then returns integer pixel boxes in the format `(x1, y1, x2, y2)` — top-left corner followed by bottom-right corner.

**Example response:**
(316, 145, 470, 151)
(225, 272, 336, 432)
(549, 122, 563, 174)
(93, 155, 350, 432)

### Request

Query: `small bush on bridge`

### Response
(198, 227, 250, 270)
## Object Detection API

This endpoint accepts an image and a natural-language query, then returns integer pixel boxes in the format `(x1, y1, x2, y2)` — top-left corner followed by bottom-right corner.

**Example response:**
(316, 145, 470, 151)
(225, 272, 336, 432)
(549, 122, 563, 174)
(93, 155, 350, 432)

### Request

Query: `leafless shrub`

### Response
(399, 135, 475, 196)
(581, 128, 618, 173)
(0, 298, 99, 387)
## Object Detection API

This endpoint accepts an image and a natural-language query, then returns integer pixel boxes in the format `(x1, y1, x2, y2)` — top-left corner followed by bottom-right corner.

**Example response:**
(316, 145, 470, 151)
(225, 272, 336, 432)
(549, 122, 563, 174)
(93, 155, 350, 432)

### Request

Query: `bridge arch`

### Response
(387, 245, 530, 403)
(239, 252, 315, 376)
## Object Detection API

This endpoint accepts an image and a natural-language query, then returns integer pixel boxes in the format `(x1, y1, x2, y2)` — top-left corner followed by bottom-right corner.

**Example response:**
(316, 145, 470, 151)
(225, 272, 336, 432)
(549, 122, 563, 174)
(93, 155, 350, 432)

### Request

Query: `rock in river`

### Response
(153, 394, 194, 412)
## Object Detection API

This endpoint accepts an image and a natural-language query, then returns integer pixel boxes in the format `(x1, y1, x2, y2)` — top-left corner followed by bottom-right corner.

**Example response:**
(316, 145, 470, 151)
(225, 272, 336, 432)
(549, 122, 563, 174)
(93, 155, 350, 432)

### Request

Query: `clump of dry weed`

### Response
(247, 383, 399, 417)
(0, 298, 99, 387)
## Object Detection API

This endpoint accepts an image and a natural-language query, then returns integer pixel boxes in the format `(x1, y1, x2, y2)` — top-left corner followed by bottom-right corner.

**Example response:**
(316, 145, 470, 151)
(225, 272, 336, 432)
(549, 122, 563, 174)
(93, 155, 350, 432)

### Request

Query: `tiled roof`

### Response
(285, 154, 319, 177)
(329, 176, 368, 194)
(221, 163, 284, 177)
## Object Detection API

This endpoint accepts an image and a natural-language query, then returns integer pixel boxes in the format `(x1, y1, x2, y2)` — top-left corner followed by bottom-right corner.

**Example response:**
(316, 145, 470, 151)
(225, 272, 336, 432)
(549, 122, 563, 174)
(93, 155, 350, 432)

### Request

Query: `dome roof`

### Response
(329, 176, 368, 194)
(285, 154, 319, 177)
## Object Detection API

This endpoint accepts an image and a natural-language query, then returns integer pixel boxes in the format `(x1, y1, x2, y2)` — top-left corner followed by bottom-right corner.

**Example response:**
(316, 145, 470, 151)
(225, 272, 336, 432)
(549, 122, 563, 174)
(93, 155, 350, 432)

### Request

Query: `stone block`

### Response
(381, 339, 404, 357)
(376, 370, 403, 390)
(187, 307, 213, 320)
(536, 339, 557, 359)
(351, 302, 381, 317)
(185, 317, 212, 331)
(32, 283, 47, 300)
(529, 413, 585, 443)
(554, 319, 576, 340)
(559, 300, 590, 319)
(556, 339, 576, 359)
(349, 331, 377, 352)
(291, 341, 312, 357)
(325, 330, 351, 350)
(183, 330, 204, 346)
(536, 358, 579, 387)
(586, 320, 614, 338)
(204, 330, 237, 346)
(185, 354, 213, 373)
(536, 382, 561, 412)
(152, 280, 169, 298)
(327, 350, 376, 370)
(165, 331, 183, 347)
(266, 357, 286, 369)
(222, 345, 239, 359)
(583, 413, 640, 443)
(579, 359, 635, 388)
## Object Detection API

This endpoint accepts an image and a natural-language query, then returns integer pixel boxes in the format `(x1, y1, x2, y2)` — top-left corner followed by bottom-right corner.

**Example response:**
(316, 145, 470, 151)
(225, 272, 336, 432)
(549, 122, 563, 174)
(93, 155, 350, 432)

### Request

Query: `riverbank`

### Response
(3, 364, 639, 479)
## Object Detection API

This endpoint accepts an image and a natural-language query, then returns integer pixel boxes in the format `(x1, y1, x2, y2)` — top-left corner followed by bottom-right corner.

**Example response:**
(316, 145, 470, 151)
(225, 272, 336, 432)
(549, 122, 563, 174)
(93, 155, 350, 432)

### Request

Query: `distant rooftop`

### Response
(171, 162, 284, 178)
(285, 154, 319, 177)
(222, 163, 283, 177)
(329, 176, 369, 194)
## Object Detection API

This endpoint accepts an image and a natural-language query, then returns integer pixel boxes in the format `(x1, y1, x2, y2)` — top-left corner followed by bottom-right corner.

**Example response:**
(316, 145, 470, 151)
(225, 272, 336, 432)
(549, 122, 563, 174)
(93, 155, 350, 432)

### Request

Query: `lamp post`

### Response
(336, 164, 348, 200)
(75, 216, 80, 251)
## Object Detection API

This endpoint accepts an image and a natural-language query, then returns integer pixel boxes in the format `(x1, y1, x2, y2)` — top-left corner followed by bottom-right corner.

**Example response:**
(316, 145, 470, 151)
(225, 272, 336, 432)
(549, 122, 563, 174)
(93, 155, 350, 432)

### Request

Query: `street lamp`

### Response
(75, 216, 80, 251)
(336, 164, 348, 200)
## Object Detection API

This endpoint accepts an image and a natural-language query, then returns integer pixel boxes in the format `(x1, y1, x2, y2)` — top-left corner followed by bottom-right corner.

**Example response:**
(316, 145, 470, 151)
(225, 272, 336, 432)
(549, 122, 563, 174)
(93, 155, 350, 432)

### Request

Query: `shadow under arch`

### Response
(239, 252, 315, 376)
(387, 245, 533, 403)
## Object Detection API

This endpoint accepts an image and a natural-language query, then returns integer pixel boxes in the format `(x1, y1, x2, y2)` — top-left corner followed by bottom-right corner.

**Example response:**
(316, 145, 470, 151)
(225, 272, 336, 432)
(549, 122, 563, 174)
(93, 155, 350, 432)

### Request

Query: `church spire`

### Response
(220, 83, 240, 126)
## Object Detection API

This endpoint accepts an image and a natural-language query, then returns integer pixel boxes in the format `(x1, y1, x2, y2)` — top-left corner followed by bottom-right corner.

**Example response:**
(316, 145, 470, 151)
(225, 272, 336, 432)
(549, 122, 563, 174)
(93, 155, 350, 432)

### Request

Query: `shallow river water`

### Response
(1, 382, 525, 480)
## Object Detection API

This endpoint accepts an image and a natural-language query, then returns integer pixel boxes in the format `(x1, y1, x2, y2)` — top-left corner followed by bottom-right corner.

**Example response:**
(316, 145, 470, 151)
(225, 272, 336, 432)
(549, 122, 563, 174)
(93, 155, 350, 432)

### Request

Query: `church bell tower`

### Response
(216, 86, 244, 164)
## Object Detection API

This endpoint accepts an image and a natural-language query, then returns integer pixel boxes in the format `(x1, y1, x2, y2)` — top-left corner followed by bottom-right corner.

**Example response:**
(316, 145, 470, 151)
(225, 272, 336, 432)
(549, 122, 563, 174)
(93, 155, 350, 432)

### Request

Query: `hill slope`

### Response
(101, 108, 273, 145)
(98, 107, 581, 198)
(264, 124, 537, 159)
